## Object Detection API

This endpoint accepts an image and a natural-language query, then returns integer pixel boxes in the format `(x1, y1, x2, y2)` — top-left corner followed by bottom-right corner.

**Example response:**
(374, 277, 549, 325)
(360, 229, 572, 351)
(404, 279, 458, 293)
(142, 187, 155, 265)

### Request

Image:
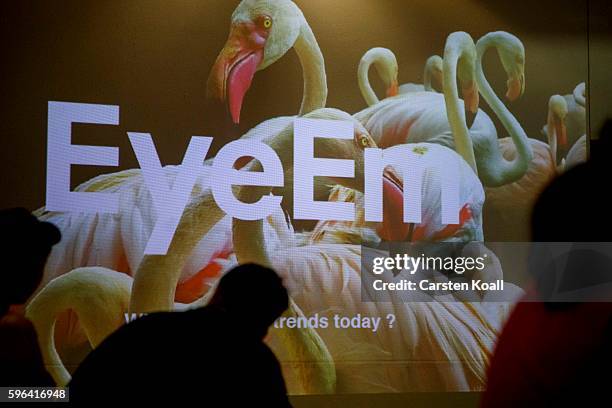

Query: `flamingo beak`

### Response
(386, 80, 399, 98)
(377, 166, 412, 242)
(461, 79, 479, 114)
(506, 73, 525, 101)
(207, 22, 266, 124)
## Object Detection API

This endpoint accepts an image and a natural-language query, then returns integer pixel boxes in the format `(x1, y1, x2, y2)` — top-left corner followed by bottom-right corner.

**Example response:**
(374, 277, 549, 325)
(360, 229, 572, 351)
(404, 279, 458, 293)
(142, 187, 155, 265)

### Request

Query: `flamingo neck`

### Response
(129, 123, 302, 313)
(424, 56, 440, 92)
(442, 33, 478, 173)
(233, 218, 273, 267)
(546, 109, 559, 167)
(574, 82, 586, 108)
(231, 161, 273, 266)
(129, 189, 225, 313)
(476, 35, 533, 186)
(423, 64, 434, 92)
(294, 22, 327, 116)
(358, 52, 382, 107)
(230, 137, 293, 267)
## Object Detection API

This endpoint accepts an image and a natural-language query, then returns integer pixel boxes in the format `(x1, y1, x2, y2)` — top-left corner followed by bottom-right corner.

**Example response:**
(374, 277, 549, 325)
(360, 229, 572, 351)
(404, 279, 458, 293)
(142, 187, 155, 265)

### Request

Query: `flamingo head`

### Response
(369, 48, 399, 98)
(492, 32, 526, 101)
(295, 109, 406, 237)
(425, 55, 444, 91)
(304, 108, 377, 190)
(450, 32, 480, 114)
(386, 81, 400, 98)
(300, 109, 409, 242)
(548, 94, 568, 148)
(207, 0, 305, 124)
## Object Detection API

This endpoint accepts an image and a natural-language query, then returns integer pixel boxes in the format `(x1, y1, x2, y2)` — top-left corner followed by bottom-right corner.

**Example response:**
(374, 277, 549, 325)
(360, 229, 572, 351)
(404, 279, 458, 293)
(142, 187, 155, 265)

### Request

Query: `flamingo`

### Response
(542, 82, 586, 163)
(26, 267, 134, 386)
(544, 90, 587, 172)
(205, 0, 355, 228)
(545, 82, 587, 170)
(484, 90, 587, 241)
(354, 31, 534, 188)
(483, 95, 567, 241)
(358, 47, 399, 107)
(207, 0, 326, 127)
(357, 48, 442, 107)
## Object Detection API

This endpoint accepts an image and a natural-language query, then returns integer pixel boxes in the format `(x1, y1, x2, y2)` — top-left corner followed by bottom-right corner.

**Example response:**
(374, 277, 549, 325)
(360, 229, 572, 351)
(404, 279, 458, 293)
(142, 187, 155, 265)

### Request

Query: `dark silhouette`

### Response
(482, 120, 612, 407)
(69, 263, 292, 406)
(0, 208, 60, 386)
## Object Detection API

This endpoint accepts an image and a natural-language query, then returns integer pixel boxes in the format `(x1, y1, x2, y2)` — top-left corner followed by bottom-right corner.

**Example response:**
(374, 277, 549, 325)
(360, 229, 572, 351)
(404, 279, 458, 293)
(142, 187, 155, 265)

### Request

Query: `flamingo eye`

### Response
(262, 16, 272, 29)
(358, 135, 370, 148)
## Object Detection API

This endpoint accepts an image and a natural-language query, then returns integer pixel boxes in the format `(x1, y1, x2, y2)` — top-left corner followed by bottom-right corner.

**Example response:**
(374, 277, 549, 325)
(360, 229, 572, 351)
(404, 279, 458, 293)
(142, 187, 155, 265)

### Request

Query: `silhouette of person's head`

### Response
(532, 119, 612, 242)
(531, 119, 612, 302)
(0, 208, 61, 316)
(209, 263, 289, 338)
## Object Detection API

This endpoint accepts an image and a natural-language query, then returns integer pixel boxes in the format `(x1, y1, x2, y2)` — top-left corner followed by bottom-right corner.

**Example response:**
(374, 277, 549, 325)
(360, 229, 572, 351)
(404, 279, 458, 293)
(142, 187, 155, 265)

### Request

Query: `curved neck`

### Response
(129, 189, 225, 313)
(233, 205, 274, 267)
(574, 82, 586, 108)
(546, 109, 558, 166)
(424, 56, 440, 92)
(358, 53, 381, 107)
(476, 36, 533, 185)
(231, 129, 297, 266)
(129, 127, 297, 313)
(294, 22, 327, 115)
(423, 64, 434, 92)
(442, 33, 478, 173)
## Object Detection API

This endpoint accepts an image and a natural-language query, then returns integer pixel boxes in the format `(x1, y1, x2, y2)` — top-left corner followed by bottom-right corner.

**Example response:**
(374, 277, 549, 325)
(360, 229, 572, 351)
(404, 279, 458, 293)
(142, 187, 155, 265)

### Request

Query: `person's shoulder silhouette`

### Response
(0, 208, 61, 387)
(69, 263, 292, 406)
(482, 120, 612, 408)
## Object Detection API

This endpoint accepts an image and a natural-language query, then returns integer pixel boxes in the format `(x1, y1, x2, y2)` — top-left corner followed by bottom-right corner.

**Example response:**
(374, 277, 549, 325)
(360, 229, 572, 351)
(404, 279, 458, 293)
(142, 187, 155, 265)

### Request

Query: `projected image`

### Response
(16, 0, 587, 395)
